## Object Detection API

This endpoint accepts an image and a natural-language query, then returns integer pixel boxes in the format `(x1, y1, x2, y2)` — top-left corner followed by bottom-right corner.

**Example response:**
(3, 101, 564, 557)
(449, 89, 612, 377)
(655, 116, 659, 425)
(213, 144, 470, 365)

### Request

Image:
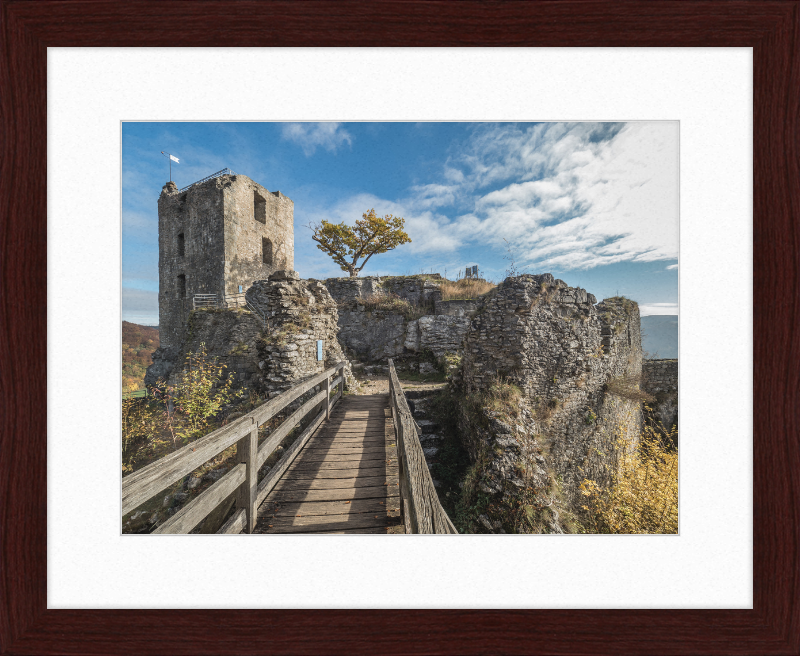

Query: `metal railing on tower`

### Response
(179, 168, 236, 193)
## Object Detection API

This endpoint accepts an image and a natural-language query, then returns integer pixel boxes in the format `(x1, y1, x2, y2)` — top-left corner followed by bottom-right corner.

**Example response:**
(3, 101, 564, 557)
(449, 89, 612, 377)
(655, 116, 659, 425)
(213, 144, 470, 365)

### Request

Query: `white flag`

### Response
(169, 154, 179, 163)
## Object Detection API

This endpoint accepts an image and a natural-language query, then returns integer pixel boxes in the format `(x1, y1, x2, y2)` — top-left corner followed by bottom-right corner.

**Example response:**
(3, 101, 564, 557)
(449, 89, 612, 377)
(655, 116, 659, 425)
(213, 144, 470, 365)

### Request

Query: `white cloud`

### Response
(408, 183, 458, 209)
(639, 302, 679, 316)
(666, 264, 678, 270)
(281, 122, 353, 156)
(446, 122, 679, 270)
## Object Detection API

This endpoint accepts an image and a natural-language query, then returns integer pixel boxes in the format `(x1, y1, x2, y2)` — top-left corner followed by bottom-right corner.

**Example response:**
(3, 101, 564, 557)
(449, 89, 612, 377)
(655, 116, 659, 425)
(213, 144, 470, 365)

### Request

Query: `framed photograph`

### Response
(2, 2, 796, 653)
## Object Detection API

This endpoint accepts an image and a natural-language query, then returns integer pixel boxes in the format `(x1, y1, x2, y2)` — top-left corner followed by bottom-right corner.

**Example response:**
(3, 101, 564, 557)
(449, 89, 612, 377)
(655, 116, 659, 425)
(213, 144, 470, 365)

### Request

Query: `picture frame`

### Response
(2, 1, 797, 653)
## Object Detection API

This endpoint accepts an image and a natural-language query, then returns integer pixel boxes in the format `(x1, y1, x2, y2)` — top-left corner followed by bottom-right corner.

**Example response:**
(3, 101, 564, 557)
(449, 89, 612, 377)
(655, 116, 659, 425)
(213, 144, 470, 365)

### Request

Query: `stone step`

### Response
(404, 387, 446, 400)
(415, 419, 440, 434)
(420, 433, 443, 447)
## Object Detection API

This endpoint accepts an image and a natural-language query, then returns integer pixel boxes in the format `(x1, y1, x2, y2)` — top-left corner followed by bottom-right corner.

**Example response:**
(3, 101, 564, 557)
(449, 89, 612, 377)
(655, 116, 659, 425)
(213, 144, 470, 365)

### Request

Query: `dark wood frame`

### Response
(1, 1, 797, 654)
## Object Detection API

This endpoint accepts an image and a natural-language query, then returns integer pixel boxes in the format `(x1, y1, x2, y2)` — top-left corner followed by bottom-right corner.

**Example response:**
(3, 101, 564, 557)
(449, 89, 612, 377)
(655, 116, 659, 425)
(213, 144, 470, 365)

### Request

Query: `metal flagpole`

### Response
(161, 151, 179, 182)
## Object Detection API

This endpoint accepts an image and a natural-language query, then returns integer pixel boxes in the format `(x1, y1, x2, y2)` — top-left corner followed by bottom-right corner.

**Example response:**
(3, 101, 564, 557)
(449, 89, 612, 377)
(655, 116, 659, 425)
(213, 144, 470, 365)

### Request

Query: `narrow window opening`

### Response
(177, 233, 185, 257)
(177, 274, 186, 298)
(254, 191, 267, 224)
(262, 237, 273, 265)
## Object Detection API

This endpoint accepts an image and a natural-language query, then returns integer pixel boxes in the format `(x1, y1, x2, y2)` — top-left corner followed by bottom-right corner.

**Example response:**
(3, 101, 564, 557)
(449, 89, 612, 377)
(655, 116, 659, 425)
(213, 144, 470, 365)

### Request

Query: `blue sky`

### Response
(122, 122, 678, 325)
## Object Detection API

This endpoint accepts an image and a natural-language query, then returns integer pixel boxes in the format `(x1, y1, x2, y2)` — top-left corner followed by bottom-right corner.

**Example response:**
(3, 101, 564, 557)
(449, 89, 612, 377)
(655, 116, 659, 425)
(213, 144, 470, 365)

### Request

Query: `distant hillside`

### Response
(122, 321, 159, 392)
(641, 315, 678, 359)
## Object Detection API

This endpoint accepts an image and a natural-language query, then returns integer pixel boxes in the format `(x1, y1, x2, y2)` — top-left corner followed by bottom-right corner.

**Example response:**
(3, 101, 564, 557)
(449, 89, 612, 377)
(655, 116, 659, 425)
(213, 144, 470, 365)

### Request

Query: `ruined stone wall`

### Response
(336, 309, 407, 361)
(642, 359, 678, 433)
(324, 275, 442, 305)
(435, 299, 478, 317)
(324, 276, 385, 304)
(405, 316, 471, 358)
(156, 174, 293, 349)
(334, 308, 470, 363)
(325, 275, 466, 363)
(459, 274, 643, 513)
(246, 271, 353, 397)
(381, 276, 442, 307)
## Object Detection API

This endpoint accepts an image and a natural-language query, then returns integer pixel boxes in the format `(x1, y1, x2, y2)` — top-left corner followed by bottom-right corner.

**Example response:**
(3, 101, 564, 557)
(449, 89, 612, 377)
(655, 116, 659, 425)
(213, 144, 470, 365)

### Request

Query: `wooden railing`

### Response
(387, 359, 458, 534)
(122, 362, 346, 534)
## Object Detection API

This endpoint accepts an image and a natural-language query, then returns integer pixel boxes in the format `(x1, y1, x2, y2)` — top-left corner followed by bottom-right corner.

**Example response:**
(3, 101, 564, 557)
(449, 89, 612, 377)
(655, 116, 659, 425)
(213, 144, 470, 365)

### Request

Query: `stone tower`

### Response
(157, 172, 294, 347)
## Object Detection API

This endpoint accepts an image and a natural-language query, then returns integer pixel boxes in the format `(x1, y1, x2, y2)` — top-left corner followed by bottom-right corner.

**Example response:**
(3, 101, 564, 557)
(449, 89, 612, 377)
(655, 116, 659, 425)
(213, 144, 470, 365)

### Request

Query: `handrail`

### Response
(122, 361, 346, 534)
(387, 359, 458, 534)
(193, 294, 218, 310)
(192, 292, 268, 329)
(179, 168, 236, 192)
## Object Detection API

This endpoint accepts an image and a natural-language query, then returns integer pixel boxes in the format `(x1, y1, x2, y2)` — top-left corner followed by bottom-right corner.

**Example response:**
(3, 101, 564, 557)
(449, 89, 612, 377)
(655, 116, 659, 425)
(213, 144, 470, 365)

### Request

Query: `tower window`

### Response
(262, 237, 273, 265)
(177, 233, 185, 257)
(177, 274, 186, 298)
(254, 191, 267, 224)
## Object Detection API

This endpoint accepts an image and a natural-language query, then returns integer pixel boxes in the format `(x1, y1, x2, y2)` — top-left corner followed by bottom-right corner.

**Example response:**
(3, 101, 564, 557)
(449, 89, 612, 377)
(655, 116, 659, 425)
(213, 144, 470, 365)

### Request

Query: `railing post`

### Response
(236, 418, 259, 533)
(325, 373, 331, 419)
(339, 364, 344, 397)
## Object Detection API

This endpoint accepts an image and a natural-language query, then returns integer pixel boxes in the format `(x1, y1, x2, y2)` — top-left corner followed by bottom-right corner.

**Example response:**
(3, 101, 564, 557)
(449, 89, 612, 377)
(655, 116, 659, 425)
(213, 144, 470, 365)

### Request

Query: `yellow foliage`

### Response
(309, 208, 411, 277)
(580, 417, 678, 534)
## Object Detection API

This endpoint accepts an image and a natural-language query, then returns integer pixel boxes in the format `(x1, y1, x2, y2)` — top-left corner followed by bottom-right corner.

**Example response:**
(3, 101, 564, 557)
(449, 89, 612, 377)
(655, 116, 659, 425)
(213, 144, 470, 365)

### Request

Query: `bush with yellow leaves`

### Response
(579, 413, 678, 534)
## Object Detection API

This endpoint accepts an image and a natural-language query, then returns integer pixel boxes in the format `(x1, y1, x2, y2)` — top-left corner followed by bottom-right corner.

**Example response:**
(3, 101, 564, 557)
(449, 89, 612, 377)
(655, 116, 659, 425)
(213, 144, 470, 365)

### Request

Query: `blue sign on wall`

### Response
(316, 340, 323, 361)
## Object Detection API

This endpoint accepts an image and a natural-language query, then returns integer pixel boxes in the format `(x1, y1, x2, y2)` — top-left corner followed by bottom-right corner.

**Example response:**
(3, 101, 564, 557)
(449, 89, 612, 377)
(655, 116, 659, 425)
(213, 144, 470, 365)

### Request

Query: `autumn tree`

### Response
(309, 208, 411, 277)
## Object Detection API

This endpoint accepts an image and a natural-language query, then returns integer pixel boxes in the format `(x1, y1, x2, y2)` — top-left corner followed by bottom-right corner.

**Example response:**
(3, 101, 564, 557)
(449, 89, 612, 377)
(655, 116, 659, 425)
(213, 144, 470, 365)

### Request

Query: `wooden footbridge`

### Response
(122, 360, 456, 534)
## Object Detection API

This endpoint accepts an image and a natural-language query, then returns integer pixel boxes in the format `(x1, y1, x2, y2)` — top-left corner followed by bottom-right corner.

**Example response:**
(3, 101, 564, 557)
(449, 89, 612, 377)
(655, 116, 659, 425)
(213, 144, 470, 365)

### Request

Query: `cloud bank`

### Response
(445, 122, 679, 270)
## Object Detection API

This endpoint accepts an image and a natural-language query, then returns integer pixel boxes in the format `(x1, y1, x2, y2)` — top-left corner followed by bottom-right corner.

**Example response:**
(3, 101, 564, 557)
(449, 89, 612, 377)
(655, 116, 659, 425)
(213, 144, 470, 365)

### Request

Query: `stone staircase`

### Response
(406, 389, 445, 488)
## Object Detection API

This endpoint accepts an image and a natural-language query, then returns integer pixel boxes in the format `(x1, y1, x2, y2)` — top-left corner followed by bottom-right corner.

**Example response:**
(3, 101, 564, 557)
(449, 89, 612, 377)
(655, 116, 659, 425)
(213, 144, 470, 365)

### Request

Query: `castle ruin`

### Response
(157, 172, 294, 347)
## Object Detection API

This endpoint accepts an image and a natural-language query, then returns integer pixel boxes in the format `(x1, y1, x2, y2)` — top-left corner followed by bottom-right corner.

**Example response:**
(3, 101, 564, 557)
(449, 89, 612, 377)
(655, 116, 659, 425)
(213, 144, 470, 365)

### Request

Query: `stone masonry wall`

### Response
(642, 359, 678, 434)
(247, 271, 353, 397)
(405, 315, 471, 358)
(459, 274, 643, 513)
(335, 309, 407, 361)
(323, 276, 386, 304)
(435, 299, 478, 317)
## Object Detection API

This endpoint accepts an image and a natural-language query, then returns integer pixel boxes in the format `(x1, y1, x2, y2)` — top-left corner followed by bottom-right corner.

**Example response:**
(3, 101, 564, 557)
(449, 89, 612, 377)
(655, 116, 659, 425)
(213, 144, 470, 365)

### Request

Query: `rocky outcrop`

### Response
(458, 274, 644, 522)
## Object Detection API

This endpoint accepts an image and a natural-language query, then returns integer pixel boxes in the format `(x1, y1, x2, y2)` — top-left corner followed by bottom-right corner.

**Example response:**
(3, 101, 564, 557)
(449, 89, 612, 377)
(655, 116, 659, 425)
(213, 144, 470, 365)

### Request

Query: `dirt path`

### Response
(353, 375, 447, 396)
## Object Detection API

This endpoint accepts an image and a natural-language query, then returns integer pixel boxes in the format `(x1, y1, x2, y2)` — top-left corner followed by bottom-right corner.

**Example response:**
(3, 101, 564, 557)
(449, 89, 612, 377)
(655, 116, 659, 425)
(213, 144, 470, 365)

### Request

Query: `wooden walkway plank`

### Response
(254, 394, 404, 534)
(266, 487, 399, 503)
